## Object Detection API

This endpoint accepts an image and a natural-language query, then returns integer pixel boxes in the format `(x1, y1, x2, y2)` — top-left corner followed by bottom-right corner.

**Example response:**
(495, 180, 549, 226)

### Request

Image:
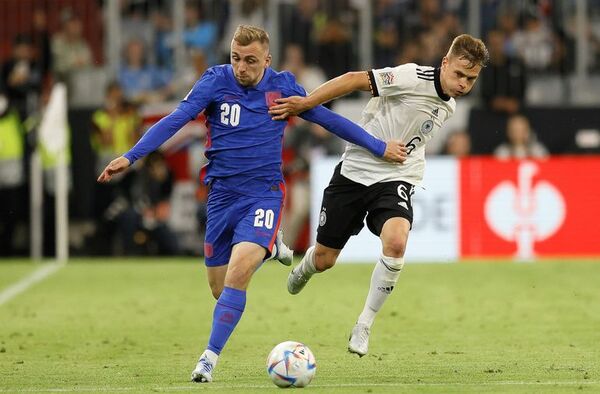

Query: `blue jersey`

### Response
(177, 65, 300, 194)
(124, 65, 386, 198)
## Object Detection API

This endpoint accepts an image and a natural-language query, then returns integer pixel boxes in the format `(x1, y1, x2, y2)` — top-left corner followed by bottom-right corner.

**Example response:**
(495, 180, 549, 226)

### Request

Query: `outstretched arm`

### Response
(270, 71, 371, 120)
(97, 108, 193, 183)
(300, 105, 406, 163)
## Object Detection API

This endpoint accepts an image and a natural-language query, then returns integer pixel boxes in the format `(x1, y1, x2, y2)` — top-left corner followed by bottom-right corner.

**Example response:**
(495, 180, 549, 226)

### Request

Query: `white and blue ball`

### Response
(266, 341, 316, 388)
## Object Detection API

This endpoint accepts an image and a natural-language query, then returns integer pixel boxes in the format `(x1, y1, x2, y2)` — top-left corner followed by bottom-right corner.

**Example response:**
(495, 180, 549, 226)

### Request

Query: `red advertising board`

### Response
(460, 157, 600, 258)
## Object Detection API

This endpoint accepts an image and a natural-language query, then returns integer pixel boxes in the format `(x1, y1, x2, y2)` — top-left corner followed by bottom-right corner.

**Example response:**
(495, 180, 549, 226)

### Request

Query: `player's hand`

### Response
(383, 140, 408, 163)
(97, 156, 131, 183)
(269, 96, 309, 120)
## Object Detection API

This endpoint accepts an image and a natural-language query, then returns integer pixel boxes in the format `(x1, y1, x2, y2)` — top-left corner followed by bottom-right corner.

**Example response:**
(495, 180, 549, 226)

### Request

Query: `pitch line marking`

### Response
(0, 262, 64, 306)
(1, 381, 598, 392)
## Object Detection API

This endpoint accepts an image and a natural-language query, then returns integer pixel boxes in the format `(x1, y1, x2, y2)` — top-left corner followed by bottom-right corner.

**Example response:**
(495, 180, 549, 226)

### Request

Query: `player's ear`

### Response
(441, 56, 449, 69)
(265, 53, 272, 68)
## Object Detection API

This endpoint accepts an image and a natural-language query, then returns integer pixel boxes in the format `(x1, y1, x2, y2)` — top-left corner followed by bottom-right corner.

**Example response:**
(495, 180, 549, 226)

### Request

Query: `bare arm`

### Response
(269, 71, 371, 120)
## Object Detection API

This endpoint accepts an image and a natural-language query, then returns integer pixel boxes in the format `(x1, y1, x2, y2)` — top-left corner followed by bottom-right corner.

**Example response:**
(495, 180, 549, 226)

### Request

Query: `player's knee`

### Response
(382, 238, 407, 258)
(314, 248, 337, 271)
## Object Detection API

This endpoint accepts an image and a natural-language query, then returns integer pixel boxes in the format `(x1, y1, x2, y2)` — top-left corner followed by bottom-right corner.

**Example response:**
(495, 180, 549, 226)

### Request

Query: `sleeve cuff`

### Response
(367, 71, 379, 97)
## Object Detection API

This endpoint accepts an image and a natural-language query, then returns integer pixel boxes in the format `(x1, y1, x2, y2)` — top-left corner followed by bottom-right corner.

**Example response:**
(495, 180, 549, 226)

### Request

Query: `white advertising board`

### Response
(310, 157, 459, 262)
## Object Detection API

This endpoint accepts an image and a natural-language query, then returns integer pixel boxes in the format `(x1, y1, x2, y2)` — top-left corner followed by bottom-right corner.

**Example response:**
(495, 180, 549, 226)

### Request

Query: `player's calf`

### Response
(287, 246, 317, 294)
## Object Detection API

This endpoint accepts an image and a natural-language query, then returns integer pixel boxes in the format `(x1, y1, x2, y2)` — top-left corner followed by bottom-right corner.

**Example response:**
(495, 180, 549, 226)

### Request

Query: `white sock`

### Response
(357, 255, 404, 328)
(299, 246, 317, 276)
(201, 349, 219, 367)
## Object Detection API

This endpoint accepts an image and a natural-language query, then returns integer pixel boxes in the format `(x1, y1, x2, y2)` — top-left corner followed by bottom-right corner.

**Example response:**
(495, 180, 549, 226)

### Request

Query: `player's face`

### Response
(230, 40, 272, 87)
(440, 55, 482, 97)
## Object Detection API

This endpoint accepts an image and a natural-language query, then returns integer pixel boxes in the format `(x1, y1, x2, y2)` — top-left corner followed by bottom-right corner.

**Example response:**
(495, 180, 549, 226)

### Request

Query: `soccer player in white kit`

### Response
(269, 34, 488, 356)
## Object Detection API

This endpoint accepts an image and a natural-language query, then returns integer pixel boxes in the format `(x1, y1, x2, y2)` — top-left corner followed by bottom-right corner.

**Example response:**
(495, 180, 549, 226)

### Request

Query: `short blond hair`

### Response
(447, 34, 489, 68)
(233, 25, 270, 47)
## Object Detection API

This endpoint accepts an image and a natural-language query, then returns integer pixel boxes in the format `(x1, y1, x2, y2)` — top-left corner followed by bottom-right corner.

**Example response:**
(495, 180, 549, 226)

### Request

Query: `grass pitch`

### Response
(0, 258, 599, 393)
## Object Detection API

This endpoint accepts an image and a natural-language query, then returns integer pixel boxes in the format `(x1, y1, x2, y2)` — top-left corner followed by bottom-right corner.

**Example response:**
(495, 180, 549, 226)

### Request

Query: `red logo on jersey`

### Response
(204, 243, 213, 258)
(265, 91, 282, 107)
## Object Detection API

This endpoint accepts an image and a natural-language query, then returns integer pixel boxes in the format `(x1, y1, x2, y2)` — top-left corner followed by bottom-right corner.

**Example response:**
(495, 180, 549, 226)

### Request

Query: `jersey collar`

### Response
(434, 67, 451, 102)
(226, 64, 273, 91)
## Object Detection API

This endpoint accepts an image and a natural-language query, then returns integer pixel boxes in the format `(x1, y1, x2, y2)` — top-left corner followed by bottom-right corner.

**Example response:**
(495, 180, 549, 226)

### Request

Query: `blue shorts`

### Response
(204, 185, 285, 267)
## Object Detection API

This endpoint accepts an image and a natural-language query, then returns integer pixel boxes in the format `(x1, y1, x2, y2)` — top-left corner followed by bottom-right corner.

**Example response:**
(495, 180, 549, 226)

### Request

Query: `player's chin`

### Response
(236, 76, 251, 86)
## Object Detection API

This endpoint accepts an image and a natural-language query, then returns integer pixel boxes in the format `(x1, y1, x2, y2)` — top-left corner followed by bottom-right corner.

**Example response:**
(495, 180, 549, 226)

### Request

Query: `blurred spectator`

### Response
(0, 92, 26, 256)
(494, 114, 548, 159)
(442, 130, 471, 158)
(91, 82, 141, 174)
(151, 9, 174, 69)
(51, 9, 93, 83)
(480, 29, 527, 114)
(395, 40, 420, 64)
(281, 44, 326, 94)
(280, 0, 320, 65)
(120, 1, 155, 57)
(91, 82, 141, 231)
(316, 17, 355, 79)
(496, 11, 519, 57)
(418, 30, 444, 66)
(173, 50, 209, 98)
(1, 34, 42, 120)
(32, 8, 52, 82)
(373, 0, 406, 68)
(221, 0, 267, 61)
(406, 0, 442, 38)
(182, 1, 219, 66)
(115, 152, 179, 255)
(118, 38, 173, 105)
(513, 12, 555, 71)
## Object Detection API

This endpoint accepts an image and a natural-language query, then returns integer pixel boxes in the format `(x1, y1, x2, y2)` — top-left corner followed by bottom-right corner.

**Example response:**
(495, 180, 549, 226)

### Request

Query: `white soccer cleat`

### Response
(348, 323, 370, 357)
(191, 355, 214, 383)
(287, 265, 312, 295)
(273, 230, 293, 266)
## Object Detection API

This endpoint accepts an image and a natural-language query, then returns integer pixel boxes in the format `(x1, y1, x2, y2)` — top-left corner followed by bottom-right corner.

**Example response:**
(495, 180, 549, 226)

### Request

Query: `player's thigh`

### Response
(224, 241, 267, 290)
(206, 264, 228, 299)
(316, 164, 368, 249)
(233, 197, 284, 259)
(204, 189, 237, 267)
(365, 180, 415, 256)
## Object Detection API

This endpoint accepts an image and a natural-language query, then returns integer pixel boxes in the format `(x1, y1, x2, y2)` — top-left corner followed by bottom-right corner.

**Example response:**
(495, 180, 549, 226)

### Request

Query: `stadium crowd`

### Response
(1, 0, 599, 257)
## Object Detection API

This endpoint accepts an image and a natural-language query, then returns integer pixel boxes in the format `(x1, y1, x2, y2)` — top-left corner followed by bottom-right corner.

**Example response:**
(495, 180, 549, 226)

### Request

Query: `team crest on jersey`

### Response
(265, 91, 282, 107)
(421, 119, 434, 134)
(319, 208, 327, 227)
(379, 71, 395, 86)
(204, 243, 213, 258)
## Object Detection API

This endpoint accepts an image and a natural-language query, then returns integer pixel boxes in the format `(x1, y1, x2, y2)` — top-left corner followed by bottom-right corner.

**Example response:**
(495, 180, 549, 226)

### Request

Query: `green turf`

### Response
(0, 260, 43, 290)
(0, 259, 599, 393)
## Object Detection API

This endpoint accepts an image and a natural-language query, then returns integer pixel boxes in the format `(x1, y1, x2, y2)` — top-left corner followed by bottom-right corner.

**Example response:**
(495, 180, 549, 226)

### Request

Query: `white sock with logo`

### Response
(201, 349, 219, 366)
(299, 246, 317, 276)
(357, 255, 404, 328)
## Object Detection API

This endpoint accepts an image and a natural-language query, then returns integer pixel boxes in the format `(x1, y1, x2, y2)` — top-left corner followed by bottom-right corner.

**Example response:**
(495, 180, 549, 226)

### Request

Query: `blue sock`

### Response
(207, 286, 246, 355)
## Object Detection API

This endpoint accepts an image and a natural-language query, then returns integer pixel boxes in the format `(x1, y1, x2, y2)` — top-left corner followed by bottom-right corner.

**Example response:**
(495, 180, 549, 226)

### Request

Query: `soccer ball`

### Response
(266, 341, 316, 388)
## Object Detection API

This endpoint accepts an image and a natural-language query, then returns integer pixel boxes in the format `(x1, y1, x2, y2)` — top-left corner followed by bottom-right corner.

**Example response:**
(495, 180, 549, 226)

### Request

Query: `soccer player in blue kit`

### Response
(98, 25, 407, 383)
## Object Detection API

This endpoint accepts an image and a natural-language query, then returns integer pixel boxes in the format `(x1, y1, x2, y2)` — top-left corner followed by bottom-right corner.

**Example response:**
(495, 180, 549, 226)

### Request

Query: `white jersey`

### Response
(340, 63, 456, 186)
